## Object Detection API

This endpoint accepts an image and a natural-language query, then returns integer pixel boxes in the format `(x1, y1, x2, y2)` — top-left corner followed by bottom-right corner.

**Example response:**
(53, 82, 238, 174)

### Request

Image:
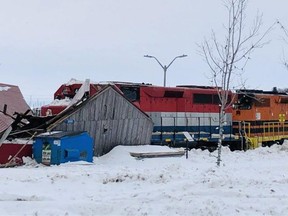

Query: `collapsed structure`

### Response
(0, 80, 153, 166)
(46, 82, 153, 156)
(0, 83, 31, 134)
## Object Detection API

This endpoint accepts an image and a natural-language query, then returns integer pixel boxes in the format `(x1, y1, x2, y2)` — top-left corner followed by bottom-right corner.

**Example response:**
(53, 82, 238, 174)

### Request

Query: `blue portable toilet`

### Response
(33, 131, 93, 165)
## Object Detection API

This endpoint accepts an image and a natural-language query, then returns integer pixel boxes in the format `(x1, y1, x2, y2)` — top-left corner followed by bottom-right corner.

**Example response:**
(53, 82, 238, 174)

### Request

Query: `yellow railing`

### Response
(245, 121, 288, 149)
(263, 122, 288, 140)
(235, 121, 288, 149)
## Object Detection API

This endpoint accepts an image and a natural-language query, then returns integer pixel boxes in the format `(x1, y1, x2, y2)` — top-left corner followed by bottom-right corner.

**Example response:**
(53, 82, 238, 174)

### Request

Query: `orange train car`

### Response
(232, 89, 288, 149)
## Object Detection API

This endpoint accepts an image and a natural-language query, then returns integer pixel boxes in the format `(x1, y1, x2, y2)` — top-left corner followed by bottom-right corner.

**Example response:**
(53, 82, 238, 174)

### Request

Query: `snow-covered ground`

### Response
(1, 143, 288, 216)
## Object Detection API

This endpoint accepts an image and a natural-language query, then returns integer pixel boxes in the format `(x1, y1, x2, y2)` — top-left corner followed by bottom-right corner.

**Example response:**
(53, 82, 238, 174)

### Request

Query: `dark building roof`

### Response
(0, 83, 31, 133)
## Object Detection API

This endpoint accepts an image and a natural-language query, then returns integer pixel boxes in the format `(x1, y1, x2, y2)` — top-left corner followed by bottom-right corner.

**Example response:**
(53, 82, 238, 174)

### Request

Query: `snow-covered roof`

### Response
(65, 78, 84, 86)
(46, 98, 72, 106)
(0, 83, 31, 133)
(0, 86, 11, 91)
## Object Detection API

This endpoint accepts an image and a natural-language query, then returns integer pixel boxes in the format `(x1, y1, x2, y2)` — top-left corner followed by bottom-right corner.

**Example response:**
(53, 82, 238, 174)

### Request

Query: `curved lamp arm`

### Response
(144, 55, 165, 69)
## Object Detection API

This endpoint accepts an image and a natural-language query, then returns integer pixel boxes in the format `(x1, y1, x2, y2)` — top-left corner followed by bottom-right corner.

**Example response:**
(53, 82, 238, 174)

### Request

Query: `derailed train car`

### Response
(41, 80, 288, 151)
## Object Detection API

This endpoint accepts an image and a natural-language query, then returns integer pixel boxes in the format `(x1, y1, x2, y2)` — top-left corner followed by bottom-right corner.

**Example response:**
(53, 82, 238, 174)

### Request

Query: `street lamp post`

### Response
(144, 54, 187, 87)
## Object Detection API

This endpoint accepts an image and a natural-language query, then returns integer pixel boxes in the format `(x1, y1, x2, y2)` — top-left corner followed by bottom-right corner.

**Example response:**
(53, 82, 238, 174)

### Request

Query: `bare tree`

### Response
(199, 0, 274, 166)
(277, 20, 288, 70)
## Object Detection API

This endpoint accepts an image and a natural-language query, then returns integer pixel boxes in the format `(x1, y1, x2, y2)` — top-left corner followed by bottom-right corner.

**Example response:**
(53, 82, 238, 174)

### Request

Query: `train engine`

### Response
(232, 89, 288, 149)
(118, 83, 241, 150)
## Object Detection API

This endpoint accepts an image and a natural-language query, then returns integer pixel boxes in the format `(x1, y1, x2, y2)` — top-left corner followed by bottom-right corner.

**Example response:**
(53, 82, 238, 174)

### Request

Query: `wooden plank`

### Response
(130, 150, 185, 158)
(0, 126, 12, 147)
(0, 162, 19, 168)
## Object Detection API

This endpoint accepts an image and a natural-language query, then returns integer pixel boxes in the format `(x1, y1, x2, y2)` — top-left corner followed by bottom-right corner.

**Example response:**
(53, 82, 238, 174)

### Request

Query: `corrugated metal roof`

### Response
(0, 83, 31, 133)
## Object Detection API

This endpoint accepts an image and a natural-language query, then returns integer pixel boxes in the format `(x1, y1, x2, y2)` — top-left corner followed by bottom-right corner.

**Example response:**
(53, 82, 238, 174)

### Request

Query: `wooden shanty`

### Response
(49, 85, 153, 156)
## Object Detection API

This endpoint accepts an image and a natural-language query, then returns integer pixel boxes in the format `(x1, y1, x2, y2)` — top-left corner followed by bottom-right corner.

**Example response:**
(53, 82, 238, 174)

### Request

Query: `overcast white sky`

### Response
(0, 0, 287, 105)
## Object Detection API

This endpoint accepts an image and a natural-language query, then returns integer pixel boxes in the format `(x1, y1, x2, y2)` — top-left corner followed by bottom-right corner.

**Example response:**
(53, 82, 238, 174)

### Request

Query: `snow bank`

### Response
(1, 144, 288, 215)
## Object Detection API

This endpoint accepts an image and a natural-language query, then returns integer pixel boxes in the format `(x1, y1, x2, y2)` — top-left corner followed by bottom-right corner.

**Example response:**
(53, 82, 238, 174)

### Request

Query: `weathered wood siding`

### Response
(54, 87, 153, 156)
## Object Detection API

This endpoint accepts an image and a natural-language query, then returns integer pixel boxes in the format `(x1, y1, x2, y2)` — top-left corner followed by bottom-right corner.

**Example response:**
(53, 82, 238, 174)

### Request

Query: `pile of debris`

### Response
(0, 81, 90, 167)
